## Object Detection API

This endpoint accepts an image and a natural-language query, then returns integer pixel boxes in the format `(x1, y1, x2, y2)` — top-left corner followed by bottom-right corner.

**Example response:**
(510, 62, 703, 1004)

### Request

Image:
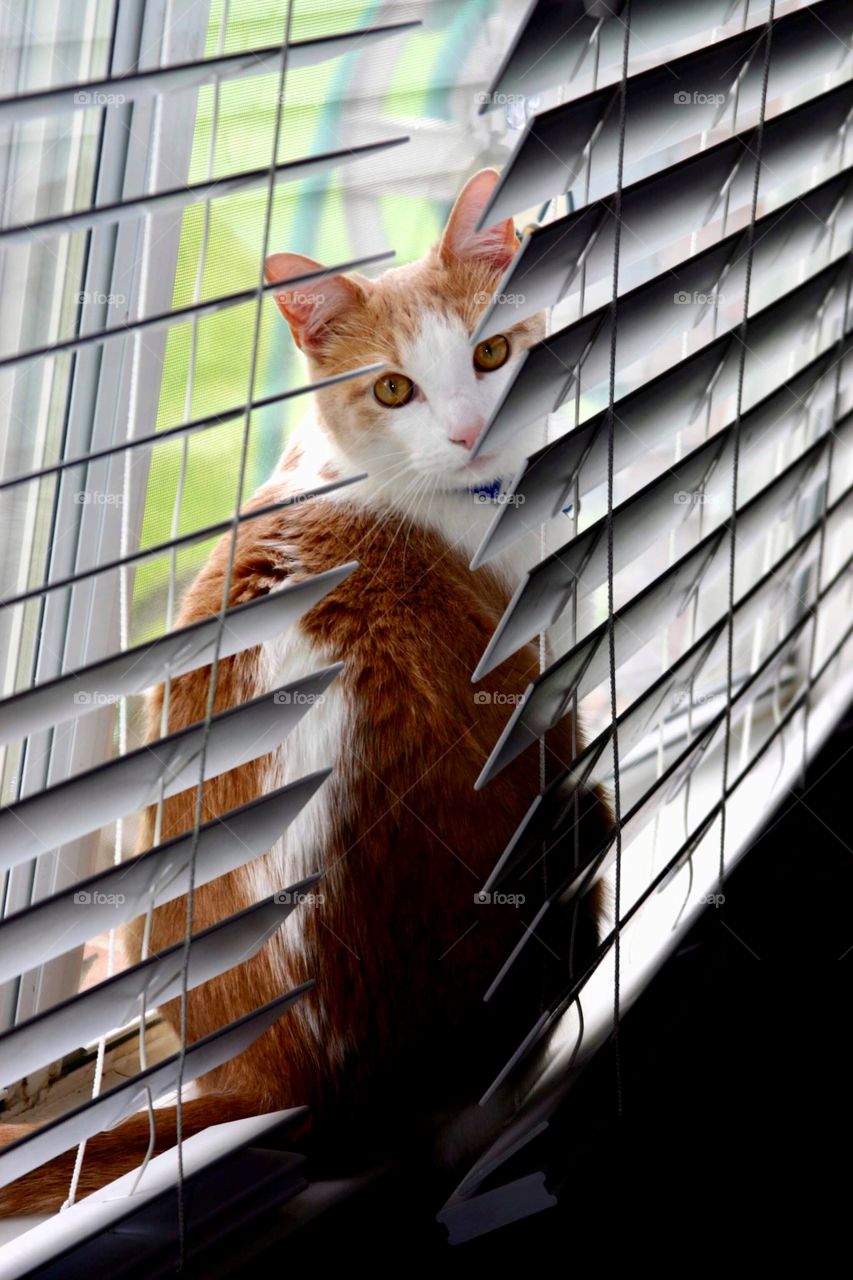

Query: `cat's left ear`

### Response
(438, 169, 518, 271)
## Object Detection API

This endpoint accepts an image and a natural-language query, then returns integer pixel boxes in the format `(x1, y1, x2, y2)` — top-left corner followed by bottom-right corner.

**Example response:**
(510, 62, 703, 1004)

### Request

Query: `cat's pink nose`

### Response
(448, 419, 484, 451)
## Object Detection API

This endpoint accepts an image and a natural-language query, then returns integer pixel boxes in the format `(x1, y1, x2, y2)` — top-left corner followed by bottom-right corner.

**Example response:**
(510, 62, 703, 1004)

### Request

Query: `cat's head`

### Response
(265, 169, 545, 495)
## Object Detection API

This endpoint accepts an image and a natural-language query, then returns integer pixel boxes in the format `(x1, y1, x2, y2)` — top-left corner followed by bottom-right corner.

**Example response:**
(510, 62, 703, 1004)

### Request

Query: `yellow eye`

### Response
(373, 373, 415, 408)
(473, 334, 509, 372)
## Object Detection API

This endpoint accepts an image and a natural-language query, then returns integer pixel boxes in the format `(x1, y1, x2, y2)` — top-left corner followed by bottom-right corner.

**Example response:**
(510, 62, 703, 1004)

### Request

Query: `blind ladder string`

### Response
(171, 4, 294, 1266)
(62, 0, 176, 1209)
(605, 0, 631, 1116)
(718, 1, 776, 893)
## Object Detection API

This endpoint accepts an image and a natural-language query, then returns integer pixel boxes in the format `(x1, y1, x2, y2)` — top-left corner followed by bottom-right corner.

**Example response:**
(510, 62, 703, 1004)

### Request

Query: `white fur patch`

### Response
(250, 612, 352, 1064)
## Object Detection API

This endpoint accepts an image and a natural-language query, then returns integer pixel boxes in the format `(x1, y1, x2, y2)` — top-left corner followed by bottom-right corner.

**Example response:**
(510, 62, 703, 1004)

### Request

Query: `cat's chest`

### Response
(405, 490, 545, 603)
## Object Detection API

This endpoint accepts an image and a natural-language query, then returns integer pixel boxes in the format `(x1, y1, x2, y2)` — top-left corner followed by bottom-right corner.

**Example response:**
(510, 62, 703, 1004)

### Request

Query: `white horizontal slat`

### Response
(0, 1112, 307, 1279)
(0, 989, 311, 1190)
(0, 666, 342, 873)
(0, 370, 376, 498)
(0, 252, 393, 374)
(472, 170, 853, 460)
(0, 22, 420, 123)
(438, 1171, 556, 1246)
(0, 563, 356, 746)
(0, 884, 319, 1088)
(473, 81, 853, 341)
(476, 434, 837, 785)
(480, 0, 818, 113)
(474, 281, 852, 568)
(479, 0, 851, 227)
(475, 355, 844, 677)
(0, 139, 408, 246)
(482, 510, 851, 899)
(0, 774, 329, 985)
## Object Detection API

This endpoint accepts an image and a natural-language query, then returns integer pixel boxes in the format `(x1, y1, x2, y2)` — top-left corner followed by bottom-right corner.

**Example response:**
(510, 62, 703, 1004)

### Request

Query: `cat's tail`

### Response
(0, 1094, 277, 1217)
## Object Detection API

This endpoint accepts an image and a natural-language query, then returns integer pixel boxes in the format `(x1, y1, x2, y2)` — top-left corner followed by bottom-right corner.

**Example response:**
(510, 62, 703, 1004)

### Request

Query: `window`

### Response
(0, 0, 850, 1265)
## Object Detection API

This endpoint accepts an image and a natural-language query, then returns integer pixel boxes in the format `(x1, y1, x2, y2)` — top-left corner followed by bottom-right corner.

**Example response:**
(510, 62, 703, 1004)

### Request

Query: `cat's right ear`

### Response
(264, 252, 364, 352)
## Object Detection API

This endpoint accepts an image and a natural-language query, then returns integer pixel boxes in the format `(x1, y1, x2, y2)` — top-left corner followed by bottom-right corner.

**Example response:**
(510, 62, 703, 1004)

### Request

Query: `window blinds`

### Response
(0, 0, 849, 1268)
(440, 0, 853, 1246)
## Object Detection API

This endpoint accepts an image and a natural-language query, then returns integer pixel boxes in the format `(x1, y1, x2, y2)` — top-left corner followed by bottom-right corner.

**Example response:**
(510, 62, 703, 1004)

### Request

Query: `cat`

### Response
(0, 170, 609, 1215)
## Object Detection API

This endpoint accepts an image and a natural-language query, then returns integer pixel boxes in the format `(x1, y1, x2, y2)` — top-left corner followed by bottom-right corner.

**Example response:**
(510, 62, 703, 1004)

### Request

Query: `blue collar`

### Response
(462, 476, 573, 516)
(466, 477, 503, 500)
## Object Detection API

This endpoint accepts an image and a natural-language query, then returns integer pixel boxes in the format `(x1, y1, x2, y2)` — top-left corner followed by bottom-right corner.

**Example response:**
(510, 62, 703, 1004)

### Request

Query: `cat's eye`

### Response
(373, 373, 415, 408)
(473, 334, 509, 372)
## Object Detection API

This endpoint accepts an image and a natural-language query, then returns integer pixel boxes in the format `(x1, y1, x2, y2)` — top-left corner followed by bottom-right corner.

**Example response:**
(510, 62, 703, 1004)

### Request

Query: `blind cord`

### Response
(539, 420, 548, 1014)
(156, 0, 232, 805)
(132, 0, 235, 1221)
(171, 5, 294, 1267)
(62, 0, 172, 1206)
(718, 2, 776, 892)
(605, 0, 631, 1119)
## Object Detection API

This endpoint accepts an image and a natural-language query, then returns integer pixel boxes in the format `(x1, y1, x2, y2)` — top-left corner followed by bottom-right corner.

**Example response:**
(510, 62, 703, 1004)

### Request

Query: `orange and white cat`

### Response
(0, 170, 608, 1213)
